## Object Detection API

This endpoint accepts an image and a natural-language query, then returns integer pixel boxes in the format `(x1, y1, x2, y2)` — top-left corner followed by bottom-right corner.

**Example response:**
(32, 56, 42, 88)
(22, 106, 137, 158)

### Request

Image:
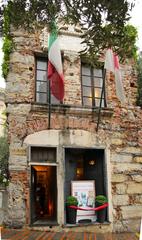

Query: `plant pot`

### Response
(95, 202, 106, 223)
(66, 206, 77, 224)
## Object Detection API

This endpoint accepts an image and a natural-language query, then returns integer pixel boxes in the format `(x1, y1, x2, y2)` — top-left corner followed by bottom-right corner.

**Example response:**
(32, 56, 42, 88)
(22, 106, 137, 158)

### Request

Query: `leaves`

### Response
(137, 54, 142, 107)
(0, 136, 9, 177)
(0, 0, 137, 62)
(2, 2, 14, 78)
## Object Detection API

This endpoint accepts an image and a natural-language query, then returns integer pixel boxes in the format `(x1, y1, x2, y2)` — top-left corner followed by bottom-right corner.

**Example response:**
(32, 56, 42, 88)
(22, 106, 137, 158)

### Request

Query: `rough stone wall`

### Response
(0, 189, 7, 225)
(0, 88, 6, 136)
(5, 25, 142, 232)
(5, 171, 29, 227)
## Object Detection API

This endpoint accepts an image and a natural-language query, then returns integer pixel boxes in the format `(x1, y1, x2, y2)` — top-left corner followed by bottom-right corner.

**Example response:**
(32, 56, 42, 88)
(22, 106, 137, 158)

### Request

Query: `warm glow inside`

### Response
(95, 89, 100, 98)
(89, 160, 95, 166)
(33, 165, 49, 171)
(31, 165, 57, 222)
(76, 159, 84, 179)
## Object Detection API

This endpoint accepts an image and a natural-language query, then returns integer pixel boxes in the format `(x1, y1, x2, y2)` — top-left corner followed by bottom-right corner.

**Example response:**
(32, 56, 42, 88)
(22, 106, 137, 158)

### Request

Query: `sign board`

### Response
(71, 180, 96, 222)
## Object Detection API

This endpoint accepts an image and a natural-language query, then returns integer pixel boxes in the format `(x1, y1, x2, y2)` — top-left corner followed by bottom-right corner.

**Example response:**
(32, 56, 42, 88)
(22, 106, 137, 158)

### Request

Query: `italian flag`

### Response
(104, 49, 126, 104)
(48, 24, 64, 101)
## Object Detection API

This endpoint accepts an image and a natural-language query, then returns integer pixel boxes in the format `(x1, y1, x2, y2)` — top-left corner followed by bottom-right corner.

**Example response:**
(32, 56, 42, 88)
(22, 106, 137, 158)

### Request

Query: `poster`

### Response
(71, 180, 96, 222)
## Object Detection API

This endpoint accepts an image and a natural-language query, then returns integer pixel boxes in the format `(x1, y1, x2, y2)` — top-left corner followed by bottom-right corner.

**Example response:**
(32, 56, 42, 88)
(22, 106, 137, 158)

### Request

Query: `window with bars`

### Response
(81, 63, 106, 107)
(36, 57, 60, 104)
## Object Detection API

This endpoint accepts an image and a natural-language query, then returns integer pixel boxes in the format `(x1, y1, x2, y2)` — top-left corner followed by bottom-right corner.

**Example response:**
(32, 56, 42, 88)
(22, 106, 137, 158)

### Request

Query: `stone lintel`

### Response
(31, 103, 114, 118)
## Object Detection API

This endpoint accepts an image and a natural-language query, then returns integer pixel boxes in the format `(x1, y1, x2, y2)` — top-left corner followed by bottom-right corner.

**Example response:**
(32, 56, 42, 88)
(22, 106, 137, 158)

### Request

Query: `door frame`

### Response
(63, 146, 110, 223)
(28, 145, 58, 225)
(29, 162, 58, 225)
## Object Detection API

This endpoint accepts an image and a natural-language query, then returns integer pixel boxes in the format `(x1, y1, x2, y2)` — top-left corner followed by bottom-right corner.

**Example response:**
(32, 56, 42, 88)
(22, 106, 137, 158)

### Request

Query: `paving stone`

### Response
(1, 229, 138, 240)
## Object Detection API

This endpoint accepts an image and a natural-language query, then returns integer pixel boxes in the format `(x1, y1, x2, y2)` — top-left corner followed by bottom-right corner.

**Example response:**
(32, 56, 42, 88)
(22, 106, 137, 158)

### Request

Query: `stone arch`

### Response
(24, 129, 106, 148)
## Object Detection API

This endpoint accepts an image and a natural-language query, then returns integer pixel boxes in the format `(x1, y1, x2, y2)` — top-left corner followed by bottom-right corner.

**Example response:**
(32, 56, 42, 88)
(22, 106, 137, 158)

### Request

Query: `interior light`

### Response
(77, 169, 80, 174)
(95, 89, 100, 98)
(89, 160, 95, 166)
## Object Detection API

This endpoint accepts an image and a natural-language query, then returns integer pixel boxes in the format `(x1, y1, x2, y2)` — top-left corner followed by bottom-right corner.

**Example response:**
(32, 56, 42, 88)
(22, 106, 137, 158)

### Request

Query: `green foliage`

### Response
(95, 195, 108, 205)
(0, 0, 137, 64)
(3, 2, 11, 35)
(2, 36, 13, 78)
(0, 174, 9, 187)
(136, 54, 142, 107)
(66, 196, 78, 206)
(2, 2, 14, 78)
(118, 25, 138, 61)
(0, 135, 9, 186)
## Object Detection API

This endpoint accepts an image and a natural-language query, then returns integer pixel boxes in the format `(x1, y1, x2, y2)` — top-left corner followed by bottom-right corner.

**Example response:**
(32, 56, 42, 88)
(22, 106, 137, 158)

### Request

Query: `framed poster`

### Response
(71, 180, 96, 222)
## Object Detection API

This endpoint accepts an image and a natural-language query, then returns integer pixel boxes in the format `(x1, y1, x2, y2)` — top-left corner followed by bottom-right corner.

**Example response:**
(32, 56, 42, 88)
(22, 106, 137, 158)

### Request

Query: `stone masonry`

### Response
(4, 24, 142, 232)
(0, 88, 6, 136)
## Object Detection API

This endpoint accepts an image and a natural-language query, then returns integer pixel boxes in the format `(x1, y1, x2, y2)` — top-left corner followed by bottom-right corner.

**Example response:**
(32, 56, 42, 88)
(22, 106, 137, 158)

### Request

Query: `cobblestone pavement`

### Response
(1, 228, 138, 240)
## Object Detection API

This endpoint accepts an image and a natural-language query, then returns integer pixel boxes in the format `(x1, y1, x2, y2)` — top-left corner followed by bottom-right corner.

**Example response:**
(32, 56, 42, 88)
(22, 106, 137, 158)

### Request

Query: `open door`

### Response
(30, 165, 57, 225)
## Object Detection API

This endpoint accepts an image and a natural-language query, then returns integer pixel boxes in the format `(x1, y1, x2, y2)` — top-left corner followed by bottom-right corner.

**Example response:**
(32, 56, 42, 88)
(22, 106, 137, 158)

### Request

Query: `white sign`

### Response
(71, 180, 96, 222)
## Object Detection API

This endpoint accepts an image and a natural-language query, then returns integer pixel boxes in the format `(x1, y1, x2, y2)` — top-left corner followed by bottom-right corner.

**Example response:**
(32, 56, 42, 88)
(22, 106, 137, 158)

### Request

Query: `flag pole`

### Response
(96, 69, 106, 132)
(48, 79, 51, 129)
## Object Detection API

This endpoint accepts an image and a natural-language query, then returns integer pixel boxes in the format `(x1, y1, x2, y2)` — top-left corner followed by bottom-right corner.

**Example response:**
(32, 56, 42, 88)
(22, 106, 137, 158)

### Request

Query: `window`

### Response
(81, 63, 106, 107)
(36, 57, 60, 104)
(65, 148, 108, 223)
(31, 146, 56, 163)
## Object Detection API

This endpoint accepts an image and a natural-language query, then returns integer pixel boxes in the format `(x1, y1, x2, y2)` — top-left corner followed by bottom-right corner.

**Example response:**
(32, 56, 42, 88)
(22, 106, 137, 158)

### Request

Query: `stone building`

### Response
(4, 24, 142, 232)
(0, 88, 6, 225)
(0, 88, 6, 136)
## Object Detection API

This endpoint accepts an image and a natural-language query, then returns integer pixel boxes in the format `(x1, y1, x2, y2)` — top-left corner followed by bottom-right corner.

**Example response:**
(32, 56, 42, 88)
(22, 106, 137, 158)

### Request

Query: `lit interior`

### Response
(31, 165, 57, 223)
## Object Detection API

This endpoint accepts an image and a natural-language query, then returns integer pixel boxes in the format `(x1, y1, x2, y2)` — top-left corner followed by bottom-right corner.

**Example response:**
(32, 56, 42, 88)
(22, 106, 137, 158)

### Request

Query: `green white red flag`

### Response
(48, 24, 64, 101)
(104, 49, 126, 104)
